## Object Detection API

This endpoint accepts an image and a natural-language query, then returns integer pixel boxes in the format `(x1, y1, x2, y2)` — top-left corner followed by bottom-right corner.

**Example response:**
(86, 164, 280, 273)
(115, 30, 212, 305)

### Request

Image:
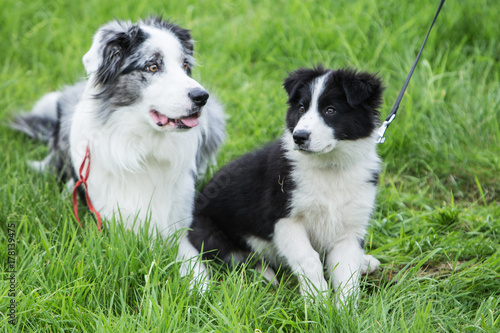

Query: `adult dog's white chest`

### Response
(88, 151, 198, 237)
(70, 98, 202, 238)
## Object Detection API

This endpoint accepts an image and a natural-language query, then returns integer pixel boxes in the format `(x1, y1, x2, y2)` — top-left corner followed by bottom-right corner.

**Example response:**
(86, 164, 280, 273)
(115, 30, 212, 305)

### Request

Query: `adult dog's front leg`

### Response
(178, 235, 210, 292)
(273, 218, 328, 297)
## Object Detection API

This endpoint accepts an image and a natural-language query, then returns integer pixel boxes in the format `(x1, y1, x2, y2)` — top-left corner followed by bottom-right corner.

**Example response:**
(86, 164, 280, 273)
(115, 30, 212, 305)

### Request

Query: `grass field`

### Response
(1, 0, 499, 331)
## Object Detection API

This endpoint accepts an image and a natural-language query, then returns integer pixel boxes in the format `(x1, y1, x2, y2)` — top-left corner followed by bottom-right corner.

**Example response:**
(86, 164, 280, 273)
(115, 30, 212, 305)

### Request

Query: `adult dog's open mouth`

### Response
(150, 109, 200, 129)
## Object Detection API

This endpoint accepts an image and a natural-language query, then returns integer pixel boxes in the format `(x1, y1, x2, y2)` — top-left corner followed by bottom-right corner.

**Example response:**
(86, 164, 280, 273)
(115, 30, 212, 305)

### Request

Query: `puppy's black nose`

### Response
(188, 88, 209, 107)
(293, 130, 310, 145)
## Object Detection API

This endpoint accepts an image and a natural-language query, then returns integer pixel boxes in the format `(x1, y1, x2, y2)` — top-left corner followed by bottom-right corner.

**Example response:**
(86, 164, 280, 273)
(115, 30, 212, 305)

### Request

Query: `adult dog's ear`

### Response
(341, 69, 384, 110)
(82, 21, 130, 75)
(82, 20, 146, 87)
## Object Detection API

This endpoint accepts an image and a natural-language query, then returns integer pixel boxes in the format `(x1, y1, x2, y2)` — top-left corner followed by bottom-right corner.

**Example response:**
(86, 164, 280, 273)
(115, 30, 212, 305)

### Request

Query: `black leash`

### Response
(376, 0, 446, 144)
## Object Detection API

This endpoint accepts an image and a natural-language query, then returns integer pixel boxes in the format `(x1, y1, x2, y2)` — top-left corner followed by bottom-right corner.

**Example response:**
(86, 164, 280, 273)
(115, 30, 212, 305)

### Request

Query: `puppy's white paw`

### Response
(254, 261, 279, 286)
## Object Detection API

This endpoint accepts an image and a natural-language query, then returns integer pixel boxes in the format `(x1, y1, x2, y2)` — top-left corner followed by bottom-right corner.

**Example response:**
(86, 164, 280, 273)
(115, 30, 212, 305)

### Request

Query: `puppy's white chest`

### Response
(289, 164, 375, 252)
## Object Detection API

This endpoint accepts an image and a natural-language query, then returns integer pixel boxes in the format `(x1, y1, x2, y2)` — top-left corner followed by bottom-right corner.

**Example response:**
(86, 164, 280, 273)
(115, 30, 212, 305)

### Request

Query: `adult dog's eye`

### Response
(299, 105, 306, 113)
(325, 106, 336, 115)
(183, 60, 189, 71)
(147, 64, 159, 73)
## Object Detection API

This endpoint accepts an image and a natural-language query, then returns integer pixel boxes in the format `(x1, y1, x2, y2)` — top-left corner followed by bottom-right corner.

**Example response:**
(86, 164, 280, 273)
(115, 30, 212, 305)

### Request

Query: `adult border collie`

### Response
(12, 17, 225, 264)
(188, 66, 383, 304)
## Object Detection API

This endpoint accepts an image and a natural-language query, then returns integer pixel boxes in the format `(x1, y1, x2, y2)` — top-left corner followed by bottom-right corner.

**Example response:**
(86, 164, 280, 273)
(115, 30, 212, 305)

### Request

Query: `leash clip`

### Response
(375, 114, 395, 144)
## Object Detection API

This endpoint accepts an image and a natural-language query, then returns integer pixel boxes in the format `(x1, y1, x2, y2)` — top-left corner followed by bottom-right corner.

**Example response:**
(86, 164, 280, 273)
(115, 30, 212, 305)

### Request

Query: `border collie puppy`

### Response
(12, 17, 225, 262)
(187, 66, 383, 304)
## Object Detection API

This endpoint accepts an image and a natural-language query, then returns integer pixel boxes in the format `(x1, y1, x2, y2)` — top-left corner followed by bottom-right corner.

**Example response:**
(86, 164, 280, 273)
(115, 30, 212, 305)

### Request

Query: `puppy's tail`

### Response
(11, 91, 61, 142)
(188, 214, 234, 263)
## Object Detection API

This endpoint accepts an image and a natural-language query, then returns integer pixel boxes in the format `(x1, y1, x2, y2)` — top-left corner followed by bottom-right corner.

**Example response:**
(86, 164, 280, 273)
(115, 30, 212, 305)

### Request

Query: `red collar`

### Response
(72, 145, 102, 232)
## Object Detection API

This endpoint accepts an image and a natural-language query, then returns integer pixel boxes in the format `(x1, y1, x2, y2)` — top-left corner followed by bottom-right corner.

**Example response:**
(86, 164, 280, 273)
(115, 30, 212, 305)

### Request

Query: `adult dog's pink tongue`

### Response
(180, 116, 199, 128)
(150, 110, 169, 126)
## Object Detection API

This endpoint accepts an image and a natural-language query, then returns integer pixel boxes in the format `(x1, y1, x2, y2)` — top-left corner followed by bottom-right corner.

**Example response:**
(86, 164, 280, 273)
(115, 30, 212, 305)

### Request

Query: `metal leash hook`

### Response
(375, 114, 395, 144)
(376, 0, 445, 144)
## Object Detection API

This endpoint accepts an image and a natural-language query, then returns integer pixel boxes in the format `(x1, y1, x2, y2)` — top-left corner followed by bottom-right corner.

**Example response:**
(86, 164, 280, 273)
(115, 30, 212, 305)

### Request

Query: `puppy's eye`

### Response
(183, 60, 189, 71)
(299, 105, 306, 113)
(147, 64, 159, 73)
(326, 106, 336, 115)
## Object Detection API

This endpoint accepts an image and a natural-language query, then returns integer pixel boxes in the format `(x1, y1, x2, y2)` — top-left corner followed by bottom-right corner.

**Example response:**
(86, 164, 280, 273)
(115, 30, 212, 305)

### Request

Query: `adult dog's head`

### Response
(283, 66, 384, 154)
(83, 16, 208, 131)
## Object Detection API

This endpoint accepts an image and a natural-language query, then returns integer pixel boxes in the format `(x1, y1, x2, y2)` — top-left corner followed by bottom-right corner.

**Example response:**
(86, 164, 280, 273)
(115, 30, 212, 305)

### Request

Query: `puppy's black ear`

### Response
(283, 65, 328, 101)
(341, 69, 384, 110)
(283, 69, 306, 97)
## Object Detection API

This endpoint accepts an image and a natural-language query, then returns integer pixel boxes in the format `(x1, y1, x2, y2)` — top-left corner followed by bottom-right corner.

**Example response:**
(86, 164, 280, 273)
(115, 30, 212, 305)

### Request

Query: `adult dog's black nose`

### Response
(188, 88, 209, 107)
(293, 130, 311, 145)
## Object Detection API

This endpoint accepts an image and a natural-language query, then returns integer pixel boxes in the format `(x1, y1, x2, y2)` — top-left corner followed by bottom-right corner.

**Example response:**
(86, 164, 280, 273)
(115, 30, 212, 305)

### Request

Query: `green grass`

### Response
(1, 0, 499, 331)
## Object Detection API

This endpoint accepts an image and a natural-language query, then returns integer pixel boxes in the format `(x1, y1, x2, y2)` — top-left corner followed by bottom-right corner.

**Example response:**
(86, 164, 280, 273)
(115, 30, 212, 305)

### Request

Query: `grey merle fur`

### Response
(11, 16, 221, 186)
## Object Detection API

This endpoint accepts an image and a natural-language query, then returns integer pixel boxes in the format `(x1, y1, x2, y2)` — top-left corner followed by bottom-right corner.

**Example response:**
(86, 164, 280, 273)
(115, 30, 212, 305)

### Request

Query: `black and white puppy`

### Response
(12, 17, 225, 263)
(188, 66, 383, 304)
